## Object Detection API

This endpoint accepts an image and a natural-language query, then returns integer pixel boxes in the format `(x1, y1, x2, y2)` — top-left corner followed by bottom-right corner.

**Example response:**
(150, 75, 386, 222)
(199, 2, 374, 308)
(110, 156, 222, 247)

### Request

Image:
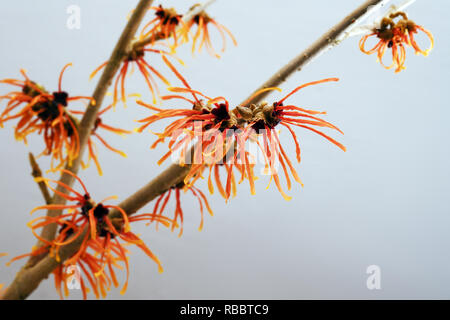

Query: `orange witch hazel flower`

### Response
(137, 52, 343, 200)
(7, 170, 175, 299)
(238, 78, 346, 200)
(140, 5, 184, 49)
(359, 11, 434, 73)
(179, 4, 237, 58)
(0, 63, 93, 169)
(137, 89, 252, 201)
(152, 181, 213, 237)
(140, 78, 344, 201)
(136, 56, 256, 201)
(71, 104, 131, 176)
(136, 95, 249, 202)
(135, 54, 226, 152)
(90, 47, 178, 106)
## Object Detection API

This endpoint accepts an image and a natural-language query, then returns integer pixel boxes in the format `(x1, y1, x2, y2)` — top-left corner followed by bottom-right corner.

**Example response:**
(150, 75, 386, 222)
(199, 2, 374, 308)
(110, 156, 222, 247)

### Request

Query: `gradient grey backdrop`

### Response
(0, 0, 449, 299)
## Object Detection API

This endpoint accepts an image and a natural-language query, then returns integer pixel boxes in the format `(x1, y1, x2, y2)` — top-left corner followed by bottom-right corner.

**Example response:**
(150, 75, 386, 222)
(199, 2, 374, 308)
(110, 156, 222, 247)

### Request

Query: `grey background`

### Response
(0, 0, 449, 299)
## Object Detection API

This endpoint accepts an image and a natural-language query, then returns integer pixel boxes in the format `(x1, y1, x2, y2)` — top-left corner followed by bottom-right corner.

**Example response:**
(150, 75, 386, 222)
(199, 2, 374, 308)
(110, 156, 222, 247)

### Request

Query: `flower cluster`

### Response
(359, 11, 433, 73)
(7, 170, 174, 299)
(137, 61, 346, 202)
(90, 4, 236, 108)
(179, 4, 237, 58)
(140, 5, 184, 48)
(137, 56, 257, 202)
(0, 66, 130, 175)
(0, 64, 89, 169)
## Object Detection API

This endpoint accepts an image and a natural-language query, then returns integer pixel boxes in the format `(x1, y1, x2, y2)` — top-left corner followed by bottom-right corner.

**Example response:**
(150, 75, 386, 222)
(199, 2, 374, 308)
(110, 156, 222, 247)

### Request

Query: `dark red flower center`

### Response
(53, 91, 68, 107)
(211, 103, 230, 122)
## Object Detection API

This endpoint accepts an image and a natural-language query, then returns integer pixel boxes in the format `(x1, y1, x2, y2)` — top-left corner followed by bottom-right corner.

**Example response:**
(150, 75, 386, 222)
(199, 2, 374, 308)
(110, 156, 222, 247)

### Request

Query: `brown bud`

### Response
(236, 106, 253, 120)
(262, 104, 274, 119)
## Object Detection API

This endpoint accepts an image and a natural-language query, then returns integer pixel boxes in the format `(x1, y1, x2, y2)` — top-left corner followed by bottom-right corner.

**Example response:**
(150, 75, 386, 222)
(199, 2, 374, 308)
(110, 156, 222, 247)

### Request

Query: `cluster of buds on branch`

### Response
(7, 169, 174, 299)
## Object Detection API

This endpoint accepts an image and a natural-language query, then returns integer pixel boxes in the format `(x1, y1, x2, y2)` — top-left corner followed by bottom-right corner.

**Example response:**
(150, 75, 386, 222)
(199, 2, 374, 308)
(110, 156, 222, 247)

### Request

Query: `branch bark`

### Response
(2, 0, 388, 300)
(28, 153, 52, 205)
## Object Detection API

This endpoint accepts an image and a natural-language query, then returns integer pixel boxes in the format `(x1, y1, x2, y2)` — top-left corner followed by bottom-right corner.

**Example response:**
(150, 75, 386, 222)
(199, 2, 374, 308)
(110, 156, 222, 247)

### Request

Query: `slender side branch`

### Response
(28, 153, 52, 205)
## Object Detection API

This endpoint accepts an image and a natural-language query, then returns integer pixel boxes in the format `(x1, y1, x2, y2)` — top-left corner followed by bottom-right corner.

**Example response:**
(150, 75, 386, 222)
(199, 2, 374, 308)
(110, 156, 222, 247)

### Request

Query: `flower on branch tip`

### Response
(89, 48, 181, 106)
(0, 63, 93, 170)
(139, 5, 184, 50)
(359, 11, 434, 73)
(7, 170, 175, 299)
(179, 4, 237, 58)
